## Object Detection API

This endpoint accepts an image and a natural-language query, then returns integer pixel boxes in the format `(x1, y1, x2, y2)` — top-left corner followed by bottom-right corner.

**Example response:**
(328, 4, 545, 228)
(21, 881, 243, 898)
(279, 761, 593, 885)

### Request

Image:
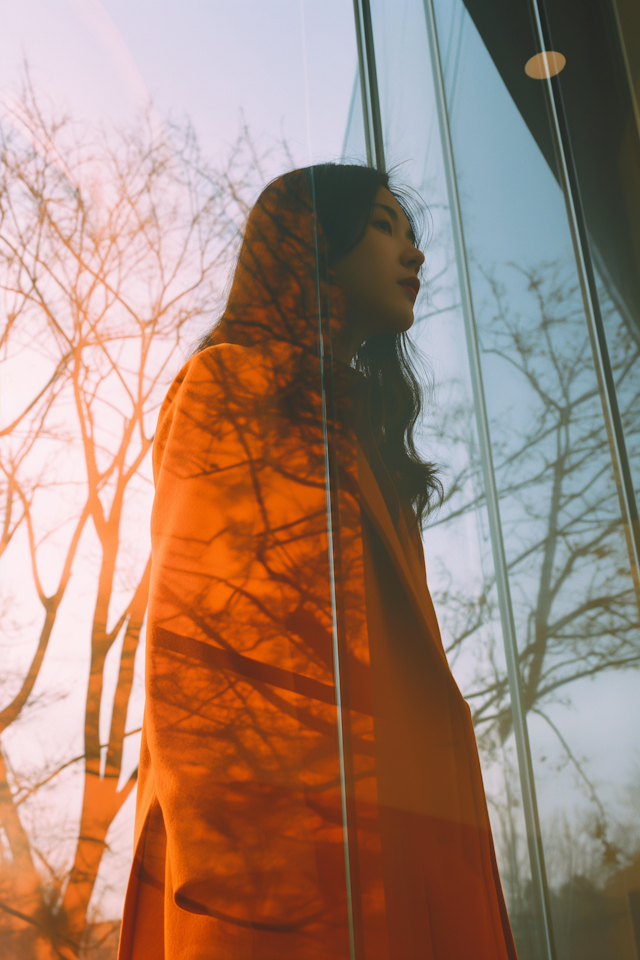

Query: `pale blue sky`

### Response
(1, 0, 358, 168)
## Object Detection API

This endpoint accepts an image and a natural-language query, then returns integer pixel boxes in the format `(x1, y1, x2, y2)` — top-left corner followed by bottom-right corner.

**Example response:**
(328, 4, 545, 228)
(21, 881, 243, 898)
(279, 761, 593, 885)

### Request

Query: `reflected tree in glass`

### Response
(0, 84, 273, 959)
(424, 256, 640, 959)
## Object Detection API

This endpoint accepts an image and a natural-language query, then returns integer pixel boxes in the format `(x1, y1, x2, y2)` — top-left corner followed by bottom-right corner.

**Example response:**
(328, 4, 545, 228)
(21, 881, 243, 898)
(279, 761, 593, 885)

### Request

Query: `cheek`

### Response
(361, 249, 410, 319)
(336, 235, 412, 328)
(354, 240, 396, 307)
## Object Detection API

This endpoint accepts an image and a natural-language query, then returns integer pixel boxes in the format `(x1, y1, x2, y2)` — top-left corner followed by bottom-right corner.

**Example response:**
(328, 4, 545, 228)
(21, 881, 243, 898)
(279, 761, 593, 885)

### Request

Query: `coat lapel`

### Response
(354, 442, 449, 669)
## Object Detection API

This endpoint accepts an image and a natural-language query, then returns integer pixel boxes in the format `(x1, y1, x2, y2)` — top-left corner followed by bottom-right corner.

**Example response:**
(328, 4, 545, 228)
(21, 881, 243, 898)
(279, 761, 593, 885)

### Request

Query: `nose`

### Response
(402, 241, 425, 272)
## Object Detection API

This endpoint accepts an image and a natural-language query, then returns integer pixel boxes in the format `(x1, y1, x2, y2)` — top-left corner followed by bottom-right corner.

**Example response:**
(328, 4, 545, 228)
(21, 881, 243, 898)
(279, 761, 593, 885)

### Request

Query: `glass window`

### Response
(0, 4, 357, 957)
(3, 1, 638, 958)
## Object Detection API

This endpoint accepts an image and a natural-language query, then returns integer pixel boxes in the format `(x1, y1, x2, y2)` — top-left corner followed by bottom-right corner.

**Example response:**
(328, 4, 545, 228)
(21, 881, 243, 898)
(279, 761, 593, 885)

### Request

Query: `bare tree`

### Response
(0, 85, 264, 958)
(426, 257, 640, 786)
(420, 262, 640, 957)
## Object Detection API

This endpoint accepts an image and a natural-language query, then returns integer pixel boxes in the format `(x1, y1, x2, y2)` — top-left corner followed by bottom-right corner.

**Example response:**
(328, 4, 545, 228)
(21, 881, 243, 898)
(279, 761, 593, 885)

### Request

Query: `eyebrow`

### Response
(373, 202, 416, 244)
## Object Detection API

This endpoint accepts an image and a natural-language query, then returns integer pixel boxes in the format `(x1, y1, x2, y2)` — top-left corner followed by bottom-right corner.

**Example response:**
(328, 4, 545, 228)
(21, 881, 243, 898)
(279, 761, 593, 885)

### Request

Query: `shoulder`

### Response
(153, 344, 274, 481)
(159, 343, 277, 426)
(165, 344, 268, 408)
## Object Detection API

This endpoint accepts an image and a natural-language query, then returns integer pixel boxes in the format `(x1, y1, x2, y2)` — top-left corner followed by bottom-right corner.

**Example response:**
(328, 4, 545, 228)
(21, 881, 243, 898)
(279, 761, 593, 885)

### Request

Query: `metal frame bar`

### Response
(310, 178, 362, 960)
(527, 0, 640, 612)
(319, 337, 359, 960)
(421, 1, 557, 957)
(341, 70, 361, 160)
(352, 0, 386, 170)
(336, 8, 390, 955)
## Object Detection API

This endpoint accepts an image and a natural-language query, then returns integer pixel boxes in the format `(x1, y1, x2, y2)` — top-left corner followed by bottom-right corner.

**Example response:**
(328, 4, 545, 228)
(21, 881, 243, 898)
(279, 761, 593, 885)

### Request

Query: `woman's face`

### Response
(333, 185, 425, 359)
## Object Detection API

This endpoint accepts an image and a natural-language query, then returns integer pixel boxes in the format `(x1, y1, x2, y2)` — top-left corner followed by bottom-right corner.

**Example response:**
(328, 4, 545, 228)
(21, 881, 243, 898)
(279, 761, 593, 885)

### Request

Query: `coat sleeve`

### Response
(144, 345, 349, 930)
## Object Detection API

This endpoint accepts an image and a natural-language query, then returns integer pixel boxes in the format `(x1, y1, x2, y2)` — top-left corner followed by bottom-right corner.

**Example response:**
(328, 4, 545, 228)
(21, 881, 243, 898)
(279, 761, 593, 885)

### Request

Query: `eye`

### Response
(372, 218, 393, 235)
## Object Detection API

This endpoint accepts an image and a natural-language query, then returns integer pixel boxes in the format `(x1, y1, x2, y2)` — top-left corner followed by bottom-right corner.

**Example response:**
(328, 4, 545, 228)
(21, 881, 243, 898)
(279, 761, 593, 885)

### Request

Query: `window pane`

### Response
(430, 0, 640, 956)
(0, 3, 358, 957)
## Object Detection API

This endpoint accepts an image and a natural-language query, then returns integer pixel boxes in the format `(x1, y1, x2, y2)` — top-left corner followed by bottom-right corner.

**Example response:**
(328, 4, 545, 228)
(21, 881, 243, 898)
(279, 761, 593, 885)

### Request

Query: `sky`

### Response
(0, 0, 358, 169)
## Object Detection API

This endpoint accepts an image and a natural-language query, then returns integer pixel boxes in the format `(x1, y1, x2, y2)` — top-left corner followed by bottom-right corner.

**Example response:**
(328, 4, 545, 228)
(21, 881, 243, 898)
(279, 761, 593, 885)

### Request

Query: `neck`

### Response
(333, 319, 366, 364)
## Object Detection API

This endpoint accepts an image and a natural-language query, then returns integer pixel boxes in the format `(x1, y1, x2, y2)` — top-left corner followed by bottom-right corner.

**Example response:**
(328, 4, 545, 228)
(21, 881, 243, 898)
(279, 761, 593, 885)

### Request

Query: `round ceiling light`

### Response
(525, 51, 566, 79)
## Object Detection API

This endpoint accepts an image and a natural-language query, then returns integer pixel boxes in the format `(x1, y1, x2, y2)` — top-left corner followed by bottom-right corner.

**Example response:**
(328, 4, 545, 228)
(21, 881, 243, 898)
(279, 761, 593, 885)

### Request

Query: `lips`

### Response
(398, 276, 420, 298)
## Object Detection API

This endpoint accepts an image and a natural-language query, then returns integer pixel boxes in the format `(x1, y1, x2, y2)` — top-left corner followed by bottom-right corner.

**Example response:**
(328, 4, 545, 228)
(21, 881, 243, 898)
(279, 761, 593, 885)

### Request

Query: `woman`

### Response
(118, 164, 517, 960)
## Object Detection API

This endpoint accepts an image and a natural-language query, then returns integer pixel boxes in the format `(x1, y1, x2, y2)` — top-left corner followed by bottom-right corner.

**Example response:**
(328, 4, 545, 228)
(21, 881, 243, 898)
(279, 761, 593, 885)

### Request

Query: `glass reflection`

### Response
(0, 98, 228, 959)
(0, 2, 357, 956)
(2, 0, 638, 956)
(429, 0, 640, 957)
(349, 0, 640, 958)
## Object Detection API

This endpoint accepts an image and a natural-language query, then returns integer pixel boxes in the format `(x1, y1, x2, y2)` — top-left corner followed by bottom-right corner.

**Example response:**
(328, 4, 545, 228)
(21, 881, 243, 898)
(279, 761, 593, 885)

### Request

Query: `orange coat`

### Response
(117, 172, 517, 960)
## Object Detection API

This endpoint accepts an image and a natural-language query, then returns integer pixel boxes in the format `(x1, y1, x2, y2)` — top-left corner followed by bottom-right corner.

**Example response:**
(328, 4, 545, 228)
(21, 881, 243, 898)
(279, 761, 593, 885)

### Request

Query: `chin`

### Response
(368, 306, 415, 337)
(389, 310, 415, 334)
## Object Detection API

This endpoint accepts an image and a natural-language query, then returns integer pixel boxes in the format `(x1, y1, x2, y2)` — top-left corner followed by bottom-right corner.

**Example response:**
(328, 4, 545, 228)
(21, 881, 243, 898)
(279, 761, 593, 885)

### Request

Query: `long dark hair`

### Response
(196, 162, 441, 528)
(305, 163, 441, 528)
